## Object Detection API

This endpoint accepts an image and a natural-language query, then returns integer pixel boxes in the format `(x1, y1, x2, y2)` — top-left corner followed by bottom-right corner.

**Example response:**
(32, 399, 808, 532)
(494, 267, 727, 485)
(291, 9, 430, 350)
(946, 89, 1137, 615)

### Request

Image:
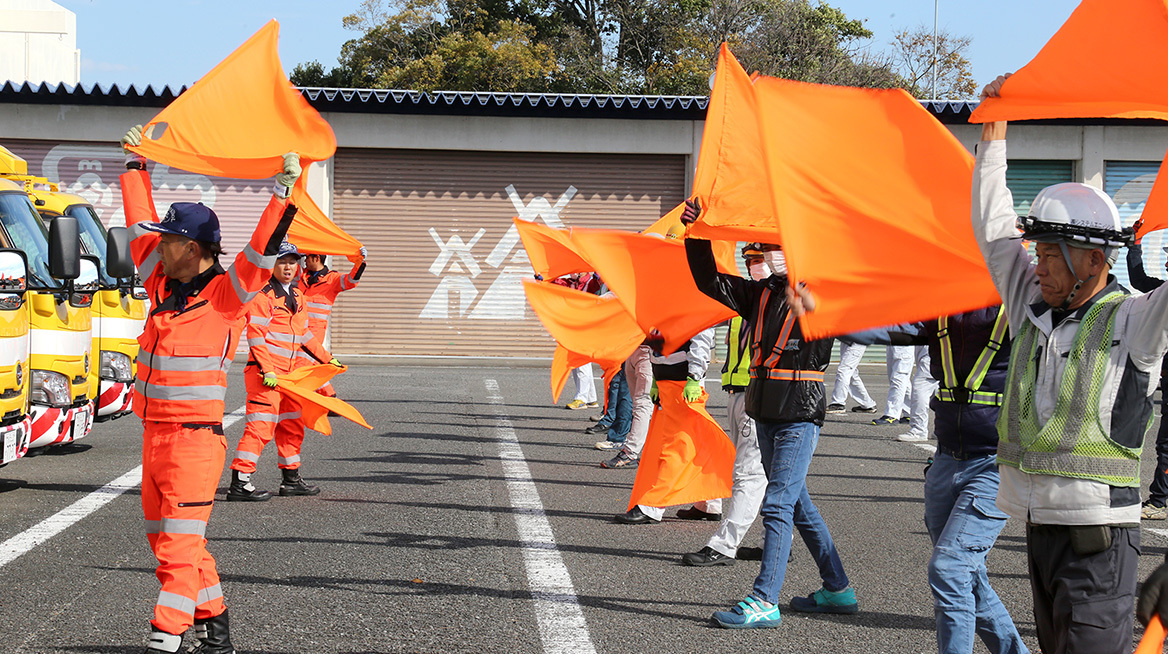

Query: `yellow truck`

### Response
(0, 147, 93, 450)
(30, 188, 144, 422)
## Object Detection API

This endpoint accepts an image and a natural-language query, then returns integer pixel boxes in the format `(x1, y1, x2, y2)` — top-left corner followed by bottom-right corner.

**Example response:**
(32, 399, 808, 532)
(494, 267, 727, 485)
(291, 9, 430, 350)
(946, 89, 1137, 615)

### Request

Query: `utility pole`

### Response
(932, 0, 939, 100)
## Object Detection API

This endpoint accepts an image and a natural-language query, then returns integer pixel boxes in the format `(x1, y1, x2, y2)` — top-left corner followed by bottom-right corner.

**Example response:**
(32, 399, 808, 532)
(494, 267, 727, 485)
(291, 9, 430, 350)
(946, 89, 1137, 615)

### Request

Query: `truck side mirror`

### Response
(71, 256, 99, 308)
(105, 226, 134, 279)
(0, 249, 29, 307)
(48, 215, 80, 280)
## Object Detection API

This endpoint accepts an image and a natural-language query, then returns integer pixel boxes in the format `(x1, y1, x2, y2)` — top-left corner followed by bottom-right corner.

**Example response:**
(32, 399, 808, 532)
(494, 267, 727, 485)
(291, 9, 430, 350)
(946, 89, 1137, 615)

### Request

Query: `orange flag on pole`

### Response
(970, 0, 1168, 123)
(128, 20, 337, 178)
(274, 365, 371, 436)
(753, 78, 999, 339)
(288, 179, 364, 263)
(687, 44, 781, 244)
(628, 382, 733, 511)
(570, 229, 737, 354)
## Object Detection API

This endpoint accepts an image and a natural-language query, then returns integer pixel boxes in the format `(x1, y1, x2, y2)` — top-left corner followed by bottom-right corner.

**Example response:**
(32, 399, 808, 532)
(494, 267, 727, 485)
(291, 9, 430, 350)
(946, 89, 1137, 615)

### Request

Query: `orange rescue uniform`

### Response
(231, 279, 330, 473)
(124, 168, 296, 636)
(299, 261, 362, 396)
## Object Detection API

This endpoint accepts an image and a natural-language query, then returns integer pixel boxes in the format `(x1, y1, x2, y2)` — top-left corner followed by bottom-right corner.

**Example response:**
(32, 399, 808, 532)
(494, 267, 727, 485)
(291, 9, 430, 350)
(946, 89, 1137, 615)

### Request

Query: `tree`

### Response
(889, 26, 976, 100)
(291, 0, 908, 94)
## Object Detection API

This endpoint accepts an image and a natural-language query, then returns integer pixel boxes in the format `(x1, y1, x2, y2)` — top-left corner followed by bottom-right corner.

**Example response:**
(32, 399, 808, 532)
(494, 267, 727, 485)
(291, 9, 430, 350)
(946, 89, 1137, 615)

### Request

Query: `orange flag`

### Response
(523, 280, 644, 400)
(1136, 615, 1167, 654)
(1133, 155, 1168, 240)
(646, 202, 740, 275)
(687, 44, 782, 243)
(628, 381, 733, 511)
(129, 20, 337, 178)
(288, 179, 364, 263)
(514, 218, 592, 280)
(970, 0, 1168, 123)
(569, 229, 737, 354)
(753, 77, 1000, 339)
(274, 365, 371, 435)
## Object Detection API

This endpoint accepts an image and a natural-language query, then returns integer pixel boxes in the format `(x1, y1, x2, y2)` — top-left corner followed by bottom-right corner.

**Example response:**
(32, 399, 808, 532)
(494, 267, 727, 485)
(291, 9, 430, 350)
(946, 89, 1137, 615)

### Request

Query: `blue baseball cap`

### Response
(140, 202, 221, 243)
(276, 240, 301, 260)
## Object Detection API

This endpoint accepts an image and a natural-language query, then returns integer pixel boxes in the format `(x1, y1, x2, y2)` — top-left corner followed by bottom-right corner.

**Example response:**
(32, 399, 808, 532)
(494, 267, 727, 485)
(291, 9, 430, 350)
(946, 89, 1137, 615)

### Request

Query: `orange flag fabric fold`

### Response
(970, 0, 1168, 123)
(289, 179, 364, 263)
(688, 44, 782, 244)
(569, 229, 737, 354)
(275, 365, 371, 435)
(514, 218, 593, 280)
(646, 202, 739, 275)
(753, 77, 1000, 339)
(628, 381, 734, 511)
(129, 20, 337, 178)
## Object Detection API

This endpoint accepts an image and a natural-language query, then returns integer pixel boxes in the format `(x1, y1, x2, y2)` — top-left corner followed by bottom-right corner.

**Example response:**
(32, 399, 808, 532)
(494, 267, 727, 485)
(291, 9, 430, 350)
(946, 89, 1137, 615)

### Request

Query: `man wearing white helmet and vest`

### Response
(976, 76, 1168, 653)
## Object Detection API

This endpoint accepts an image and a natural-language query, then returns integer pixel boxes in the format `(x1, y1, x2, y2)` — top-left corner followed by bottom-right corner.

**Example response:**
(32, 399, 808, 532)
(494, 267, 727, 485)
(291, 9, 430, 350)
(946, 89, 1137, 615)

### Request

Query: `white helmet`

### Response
(1021, 183, 1131, 253)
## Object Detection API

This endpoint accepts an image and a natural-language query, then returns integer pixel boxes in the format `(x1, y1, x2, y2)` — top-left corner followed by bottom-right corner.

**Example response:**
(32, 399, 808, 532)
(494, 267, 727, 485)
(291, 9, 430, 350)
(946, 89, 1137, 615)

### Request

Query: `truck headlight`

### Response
(99, 351, 133, 382)
(30, 370, 70, 407)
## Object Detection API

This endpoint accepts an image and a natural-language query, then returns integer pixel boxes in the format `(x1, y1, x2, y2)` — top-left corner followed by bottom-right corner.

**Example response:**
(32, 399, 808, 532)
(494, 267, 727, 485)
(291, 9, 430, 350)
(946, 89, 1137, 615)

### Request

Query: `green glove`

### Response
(329, 357, 342, 367)
(121, 125, 143, 153)
(684, 378, 703, 402)
(649, 380, 659, 404)
(262, 372, 278, 388)
(276, 152, 302, 188)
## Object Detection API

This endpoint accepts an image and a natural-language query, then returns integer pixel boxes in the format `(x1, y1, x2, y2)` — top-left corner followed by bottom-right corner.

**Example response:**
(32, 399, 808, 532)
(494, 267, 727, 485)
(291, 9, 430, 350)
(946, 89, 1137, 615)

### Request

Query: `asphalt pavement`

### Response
(0, 363, 1165, 654)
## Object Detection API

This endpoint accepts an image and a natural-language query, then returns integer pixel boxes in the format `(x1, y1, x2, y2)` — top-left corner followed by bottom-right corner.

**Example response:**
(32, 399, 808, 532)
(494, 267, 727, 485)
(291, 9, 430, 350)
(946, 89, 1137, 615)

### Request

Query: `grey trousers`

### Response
(1026, 524, 1139, 654)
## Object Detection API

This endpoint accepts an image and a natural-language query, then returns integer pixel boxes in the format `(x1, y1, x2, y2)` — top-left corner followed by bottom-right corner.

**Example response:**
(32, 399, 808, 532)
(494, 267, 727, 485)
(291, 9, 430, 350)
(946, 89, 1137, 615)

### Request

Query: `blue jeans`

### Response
(751, 420, 848, 604)
(606, 370, 631, 443)
(924, 452, 1028, 654)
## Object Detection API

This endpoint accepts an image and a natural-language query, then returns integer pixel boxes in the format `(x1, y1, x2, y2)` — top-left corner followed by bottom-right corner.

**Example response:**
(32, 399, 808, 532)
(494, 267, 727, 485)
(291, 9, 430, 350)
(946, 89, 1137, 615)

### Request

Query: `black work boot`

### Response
(225, 470, 272, 502)
(279, 468, 321, 496)
(190, 608, 236, 654)
(144, 629, 182, 653)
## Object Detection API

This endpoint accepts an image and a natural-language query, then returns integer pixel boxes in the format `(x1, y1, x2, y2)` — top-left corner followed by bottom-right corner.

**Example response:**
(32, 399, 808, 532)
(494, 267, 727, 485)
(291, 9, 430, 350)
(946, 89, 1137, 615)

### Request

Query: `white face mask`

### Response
(764, 250, 787, 275)
(747, 262, 771, 281)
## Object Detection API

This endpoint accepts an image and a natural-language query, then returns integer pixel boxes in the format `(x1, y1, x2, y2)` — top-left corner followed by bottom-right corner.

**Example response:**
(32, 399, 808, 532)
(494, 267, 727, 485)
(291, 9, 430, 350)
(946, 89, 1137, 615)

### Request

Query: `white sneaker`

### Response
(895, 432, 928, 443)
(595, 440, 620, 450)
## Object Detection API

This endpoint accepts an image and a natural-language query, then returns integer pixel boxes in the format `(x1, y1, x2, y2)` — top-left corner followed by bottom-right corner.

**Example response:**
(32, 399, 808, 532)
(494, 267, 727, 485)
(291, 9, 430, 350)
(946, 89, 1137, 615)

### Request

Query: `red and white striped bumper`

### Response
(29, 401, 94, 449)
(96, 379, 133, 419)
(0, 415, 30, 465)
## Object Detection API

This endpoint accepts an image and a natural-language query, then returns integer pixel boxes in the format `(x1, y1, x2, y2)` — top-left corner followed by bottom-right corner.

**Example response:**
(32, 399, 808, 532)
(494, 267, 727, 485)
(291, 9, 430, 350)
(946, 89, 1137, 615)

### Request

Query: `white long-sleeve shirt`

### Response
(973, 139, 1168, 525)
(649, 328, 715, 381)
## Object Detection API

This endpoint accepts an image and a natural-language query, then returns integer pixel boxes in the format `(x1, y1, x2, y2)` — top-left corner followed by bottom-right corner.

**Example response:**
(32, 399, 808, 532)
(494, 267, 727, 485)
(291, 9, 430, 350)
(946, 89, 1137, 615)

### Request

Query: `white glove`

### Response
(359, 246, 367, 259)
(276, 152, 302, 189)
(122, 125, 146, 168)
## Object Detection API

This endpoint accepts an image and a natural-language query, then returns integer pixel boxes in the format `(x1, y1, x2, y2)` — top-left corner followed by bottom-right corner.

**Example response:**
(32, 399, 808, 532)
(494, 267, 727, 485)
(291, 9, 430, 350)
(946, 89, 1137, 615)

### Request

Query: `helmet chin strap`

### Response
(1056, 240, 1094, 310)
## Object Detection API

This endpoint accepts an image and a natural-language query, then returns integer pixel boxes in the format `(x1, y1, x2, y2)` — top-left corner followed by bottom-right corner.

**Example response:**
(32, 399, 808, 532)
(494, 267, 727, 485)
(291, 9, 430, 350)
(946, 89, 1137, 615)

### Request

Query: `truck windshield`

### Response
(66, 204, 115, 286)
(0, 192, 58, 290)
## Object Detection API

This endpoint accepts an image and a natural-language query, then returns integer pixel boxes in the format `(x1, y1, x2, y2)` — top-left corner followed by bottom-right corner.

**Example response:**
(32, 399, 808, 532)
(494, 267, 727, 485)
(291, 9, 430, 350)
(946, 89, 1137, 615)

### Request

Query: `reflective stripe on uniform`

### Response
(247, 411, 301, 423)
(242, 244, 274, 270)
(128, 223, 153, 240)
(156, 590, 196, 616)
(140, 351, 226, 373)
(268, 332, 312, 345)
(140, 251, 161, 277)
(196, 584, 223, 606)
(307, 301, 332, 312)
(249, 316, 271, 327)
(936, 308, 1009, 406)
(234, 450, 260, 463)
(278, 454, 301, 466)
(135, 379, 225, 402)
(750, 369, 825, 382)
(227, 265, 255, 304)
(158, 518, 207, 537)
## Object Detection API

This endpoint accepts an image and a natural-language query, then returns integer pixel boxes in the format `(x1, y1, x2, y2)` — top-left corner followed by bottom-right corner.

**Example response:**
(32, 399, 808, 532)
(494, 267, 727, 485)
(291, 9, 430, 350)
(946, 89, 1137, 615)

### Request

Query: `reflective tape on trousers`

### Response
(196, 583, 223, 606)
(156, 590, 196, 616)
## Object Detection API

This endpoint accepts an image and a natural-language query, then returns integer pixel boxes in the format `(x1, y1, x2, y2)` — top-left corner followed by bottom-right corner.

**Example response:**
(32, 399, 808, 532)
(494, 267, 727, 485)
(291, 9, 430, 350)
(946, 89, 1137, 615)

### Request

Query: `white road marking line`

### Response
(484, 379, 597, 654)
(1146, 528, 1168, 540)
(0, 406, 246, 571)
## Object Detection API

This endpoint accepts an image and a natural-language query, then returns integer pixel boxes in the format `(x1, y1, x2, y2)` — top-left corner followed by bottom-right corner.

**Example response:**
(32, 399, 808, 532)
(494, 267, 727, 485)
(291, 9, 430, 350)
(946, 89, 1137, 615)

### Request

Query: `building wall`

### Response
(0, 0, 80, 86)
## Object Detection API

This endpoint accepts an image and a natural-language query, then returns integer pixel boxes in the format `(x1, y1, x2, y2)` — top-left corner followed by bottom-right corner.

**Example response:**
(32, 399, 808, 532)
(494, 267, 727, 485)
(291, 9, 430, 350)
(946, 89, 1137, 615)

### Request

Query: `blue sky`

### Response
(60, 0, 1080, 95)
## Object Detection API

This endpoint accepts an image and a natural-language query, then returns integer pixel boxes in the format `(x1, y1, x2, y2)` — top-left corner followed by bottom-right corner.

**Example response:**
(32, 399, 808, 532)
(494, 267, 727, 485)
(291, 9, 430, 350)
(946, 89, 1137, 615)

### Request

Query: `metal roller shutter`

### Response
(4, 138, 271, 260)
(330, 148, 686, 357)
(1005, 160, 1075, 216)
(1105, 161, 1162, 291)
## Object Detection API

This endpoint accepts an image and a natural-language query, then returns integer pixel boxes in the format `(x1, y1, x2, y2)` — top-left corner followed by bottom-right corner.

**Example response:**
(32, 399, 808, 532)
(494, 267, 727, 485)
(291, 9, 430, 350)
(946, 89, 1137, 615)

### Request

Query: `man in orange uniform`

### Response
(228, 240, 338, 500)
(121, 125, 302, 654)
(299, 249, 364, 397)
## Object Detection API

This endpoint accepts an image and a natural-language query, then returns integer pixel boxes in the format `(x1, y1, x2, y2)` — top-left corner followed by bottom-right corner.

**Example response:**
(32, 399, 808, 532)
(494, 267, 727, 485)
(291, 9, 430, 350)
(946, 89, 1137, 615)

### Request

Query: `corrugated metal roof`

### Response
(3, 81, 1164, 125)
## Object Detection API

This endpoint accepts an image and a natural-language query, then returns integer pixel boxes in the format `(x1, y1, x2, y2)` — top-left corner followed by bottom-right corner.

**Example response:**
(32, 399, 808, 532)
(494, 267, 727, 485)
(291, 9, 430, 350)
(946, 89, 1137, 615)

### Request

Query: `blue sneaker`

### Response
(789, 586, 858, 614)
(711, 596, 782, 629)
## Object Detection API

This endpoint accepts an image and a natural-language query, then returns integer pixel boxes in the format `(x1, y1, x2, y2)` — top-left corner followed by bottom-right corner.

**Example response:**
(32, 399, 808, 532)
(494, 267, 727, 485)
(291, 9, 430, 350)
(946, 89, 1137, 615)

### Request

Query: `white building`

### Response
(0, 0, 79, 86)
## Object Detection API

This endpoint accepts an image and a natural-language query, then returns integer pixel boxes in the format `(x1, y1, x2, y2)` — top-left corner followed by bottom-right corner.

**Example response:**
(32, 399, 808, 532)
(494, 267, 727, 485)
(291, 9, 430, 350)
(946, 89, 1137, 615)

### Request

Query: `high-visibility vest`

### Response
(722, 316, 751, 388)
(124, 169, 294, 424)
(935, 307, 1009, 406)
(300, 265, 361, 338)
(997, 291, 1144, 487)
(748, 287, 825, 384)
(246, 281, 331, 375)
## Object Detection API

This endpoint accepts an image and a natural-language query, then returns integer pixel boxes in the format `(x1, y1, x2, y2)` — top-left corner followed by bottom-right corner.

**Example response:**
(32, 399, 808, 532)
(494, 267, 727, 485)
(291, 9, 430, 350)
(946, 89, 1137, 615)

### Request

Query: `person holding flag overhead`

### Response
(121, 124, 302, 654)
(229, 240, 340, 501)
(683, 204, 858, 629)
(300, 249, 366, 397)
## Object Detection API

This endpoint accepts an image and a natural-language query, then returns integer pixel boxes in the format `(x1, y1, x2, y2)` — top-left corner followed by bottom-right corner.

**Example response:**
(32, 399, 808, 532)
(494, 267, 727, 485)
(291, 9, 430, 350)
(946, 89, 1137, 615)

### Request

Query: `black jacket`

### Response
(686, 239, 832, 425)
